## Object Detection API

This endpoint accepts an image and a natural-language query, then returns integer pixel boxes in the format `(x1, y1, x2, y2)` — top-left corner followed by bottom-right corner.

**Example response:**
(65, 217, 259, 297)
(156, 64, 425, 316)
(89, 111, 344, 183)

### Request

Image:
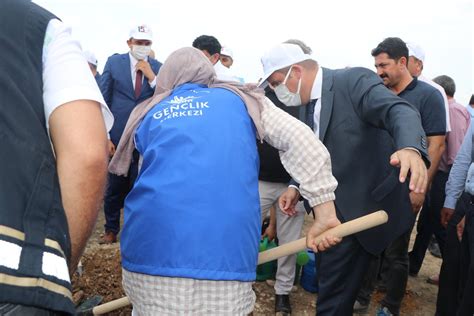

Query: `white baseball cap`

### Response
(259, 43, 312, 87)
(129, 24, 153, 41)
(83, 50, 97, 66)
(406, 42, 425, 62)
(221, 46, 233, 59)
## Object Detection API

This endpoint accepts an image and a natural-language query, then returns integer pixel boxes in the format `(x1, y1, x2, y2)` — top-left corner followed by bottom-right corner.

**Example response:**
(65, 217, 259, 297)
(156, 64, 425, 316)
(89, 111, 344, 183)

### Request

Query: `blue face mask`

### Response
(274, 66, 302, 107)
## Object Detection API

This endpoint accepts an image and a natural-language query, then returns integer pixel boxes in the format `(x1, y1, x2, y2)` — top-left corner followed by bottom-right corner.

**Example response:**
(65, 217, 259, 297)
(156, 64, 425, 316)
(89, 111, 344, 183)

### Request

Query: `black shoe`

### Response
(429, 240, 442, 258)
(275, 294, 292, 314)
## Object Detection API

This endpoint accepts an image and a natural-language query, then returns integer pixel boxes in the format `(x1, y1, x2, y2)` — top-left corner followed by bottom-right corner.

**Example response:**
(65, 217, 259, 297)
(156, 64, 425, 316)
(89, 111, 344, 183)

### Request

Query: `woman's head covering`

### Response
(109, 47, 265, 176)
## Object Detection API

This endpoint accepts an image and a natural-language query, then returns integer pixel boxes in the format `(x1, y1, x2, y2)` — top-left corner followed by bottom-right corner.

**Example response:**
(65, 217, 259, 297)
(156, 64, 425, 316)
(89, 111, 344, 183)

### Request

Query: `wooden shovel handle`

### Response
(258, 210, 388, 264)
(93, 296, 130, 315)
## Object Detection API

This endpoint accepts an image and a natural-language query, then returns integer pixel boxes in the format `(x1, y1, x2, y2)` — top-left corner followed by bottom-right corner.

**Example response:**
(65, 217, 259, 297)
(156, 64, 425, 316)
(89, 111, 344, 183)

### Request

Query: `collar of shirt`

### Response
(310, 67, 323, 100)
(129, 52, 148, 85)
(398, 76, 418, 95)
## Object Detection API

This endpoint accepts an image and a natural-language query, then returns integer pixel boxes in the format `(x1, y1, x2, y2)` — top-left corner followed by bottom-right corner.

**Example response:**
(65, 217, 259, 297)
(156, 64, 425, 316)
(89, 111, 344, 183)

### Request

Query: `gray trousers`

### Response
(258, 180, 305, 295)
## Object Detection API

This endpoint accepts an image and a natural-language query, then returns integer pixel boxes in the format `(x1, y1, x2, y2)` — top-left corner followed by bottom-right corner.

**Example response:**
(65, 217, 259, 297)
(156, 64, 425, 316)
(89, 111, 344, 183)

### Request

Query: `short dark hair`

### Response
(469, 94, 474, 105)
(192, 35, 221, 56)
(433, 75, 456, 97)
(371, 37, 409, 61)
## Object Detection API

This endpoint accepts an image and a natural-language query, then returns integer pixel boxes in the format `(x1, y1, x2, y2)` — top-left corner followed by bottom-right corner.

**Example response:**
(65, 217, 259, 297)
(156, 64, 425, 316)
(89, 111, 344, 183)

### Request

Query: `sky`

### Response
(35, 0, 473, 105)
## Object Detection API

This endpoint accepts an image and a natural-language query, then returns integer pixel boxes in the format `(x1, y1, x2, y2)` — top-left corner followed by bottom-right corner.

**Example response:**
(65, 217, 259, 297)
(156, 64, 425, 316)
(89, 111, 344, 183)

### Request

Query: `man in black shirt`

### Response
(354, 37, 446, 316)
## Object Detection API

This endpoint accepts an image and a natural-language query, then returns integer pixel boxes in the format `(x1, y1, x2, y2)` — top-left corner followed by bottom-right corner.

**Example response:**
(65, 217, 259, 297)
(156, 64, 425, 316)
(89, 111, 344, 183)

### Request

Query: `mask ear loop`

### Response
(296, 74, 302, 94)
(282, 65, 293, 85)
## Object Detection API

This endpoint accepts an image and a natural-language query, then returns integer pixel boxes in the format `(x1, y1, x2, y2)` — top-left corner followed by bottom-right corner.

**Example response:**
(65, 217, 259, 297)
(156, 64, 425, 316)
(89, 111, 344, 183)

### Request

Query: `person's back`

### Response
(0, 0, 110, 314)
(0, 2, 76, 314)
(122, 83, 260, 280)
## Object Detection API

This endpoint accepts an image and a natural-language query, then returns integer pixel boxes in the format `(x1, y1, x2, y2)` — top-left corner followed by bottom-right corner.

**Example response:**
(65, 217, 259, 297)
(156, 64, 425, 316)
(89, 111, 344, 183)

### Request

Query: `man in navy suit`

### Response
(99, 24, 162, 243)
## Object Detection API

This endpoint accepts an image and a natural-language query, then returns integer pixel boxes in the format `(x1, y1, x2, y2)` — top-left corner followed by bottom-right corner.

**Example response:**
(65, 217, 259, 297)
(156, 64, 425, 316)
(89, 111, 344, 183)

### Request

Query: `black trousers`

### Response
(436, 192, 474, 316)
(316, 234, 373, 315)
(409, 170, 449, 274)
(103, 172, 133, 234)
(103, 151, 139, 234)
(356, 230, 411, 315)
(0, 304, 63, 315)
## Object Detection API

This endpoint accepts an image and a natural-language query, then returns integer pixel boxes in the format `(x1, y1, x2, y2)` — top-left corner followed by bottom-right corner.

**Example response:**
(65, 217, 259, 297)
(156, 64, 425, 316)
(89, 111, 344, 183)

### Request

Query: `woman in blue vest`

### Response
(109, 47, 341, 315)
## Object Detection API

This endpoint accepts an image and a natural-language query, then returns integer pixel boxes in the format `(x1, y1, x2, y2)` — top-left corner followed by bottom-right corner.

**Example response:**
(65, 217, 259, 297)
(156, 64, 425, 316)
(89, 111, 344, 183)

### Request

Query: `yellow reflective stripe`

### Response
(0, 272, 72, 300)
(0, 225, 66, 258)
(44, 238, 66, 259)
(0, 225, 24, 240)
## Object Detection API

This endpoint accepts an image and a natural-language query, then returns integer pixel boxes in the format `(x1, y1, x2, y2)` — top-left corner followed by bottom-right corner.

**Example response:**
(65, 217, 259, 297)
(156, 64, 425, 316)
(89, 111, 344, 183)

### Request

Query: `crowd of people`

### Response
(1, 1, 473, 315)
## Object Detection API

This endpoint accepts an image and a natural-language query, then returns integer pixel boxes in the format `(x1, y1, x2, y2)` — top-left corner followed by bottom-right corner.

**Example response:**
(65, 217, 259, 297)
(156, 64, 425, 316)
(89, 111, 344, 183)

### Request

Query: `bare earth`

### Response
(72, 211, 440, 315)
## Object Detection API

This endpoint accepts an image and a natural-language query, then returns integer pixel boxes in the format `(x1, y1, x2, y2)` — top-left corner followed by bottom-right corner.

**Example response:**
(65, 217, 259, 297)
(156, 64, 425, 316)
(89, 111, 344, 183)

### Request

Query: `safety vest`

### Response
(0, 0, 74, 314)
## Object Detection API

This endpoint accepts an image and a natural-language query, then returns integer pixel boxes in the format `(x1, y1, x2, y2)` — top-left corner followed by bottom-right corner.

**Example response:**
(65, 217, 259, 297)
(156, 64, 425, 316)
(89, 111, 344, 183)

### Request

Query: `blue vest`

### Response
(121, 83, 261, 281)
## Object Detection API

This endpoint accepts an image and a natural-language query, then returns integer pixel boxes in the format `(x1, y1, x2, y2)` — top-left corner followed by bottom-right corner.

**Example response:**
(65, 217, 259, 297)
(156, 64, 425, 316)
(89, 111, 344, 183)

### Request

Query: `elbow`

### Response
(81, 146, 109, 174)
(61, 142, 109, 177)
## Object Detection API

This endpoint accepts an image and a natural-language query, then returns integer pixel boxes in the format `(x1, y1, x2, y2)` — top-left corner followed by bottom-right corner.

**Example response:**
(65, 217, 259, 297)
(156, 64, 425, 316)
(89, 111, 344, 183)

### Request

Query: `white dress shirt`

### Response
(128, 53, 157, 89)
(310, 67, 323, 139)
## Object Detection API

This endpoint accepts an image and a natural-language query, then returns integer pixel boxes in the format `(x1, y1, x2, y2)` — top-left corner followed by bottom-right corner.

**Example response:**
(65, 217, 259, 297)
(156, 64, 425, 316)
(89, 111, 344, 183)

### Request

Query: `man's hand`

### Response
(108, 140, 116, 157)
(307, 201, 342, 252)
(278, 187, 300, 216)
(440, 207, 455, 228)
(262, 224, 276, 242)
(457, 216, 466, 241)
(390, 148, 427, 193)
(136, 60, 156, 82)
(409, 191, 425, 214)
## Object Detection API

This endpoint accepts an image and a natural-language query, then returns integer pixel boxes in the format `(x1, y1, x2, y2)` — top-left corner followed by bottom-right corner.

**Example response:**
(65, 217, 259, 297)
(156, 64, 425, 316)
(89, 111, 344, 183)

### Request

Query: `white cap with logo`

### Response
(129, 24, 153, 41)
(406, 42, 425, 62)
(221, 46, 233, 59)
(259, 43, 312, 87)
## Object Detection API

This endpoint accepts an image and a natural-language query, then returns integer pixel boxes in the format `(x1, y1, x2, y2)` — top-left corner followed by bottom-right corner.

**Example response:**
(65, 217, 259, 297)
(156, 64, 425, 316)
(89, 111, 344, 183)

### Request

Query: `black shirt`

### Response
(258, 89, 303, 183)
(398, 77, 446, 136)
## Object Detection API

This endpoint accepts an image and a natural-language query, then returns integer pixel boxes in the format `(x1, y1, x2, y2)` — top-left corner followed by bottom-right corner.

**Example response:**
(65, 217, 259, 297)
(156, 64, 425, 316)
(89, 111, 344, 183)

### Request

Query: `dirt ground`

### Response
(72, 211, 441, 315)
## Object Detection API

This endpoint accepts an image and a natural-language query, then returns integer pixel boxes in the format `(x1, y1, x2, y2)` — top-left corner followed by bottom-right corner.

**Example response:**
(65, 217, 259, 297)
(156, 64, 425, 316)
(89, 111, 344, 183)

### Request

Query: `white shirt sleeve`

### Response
(42, 19, 114, 131)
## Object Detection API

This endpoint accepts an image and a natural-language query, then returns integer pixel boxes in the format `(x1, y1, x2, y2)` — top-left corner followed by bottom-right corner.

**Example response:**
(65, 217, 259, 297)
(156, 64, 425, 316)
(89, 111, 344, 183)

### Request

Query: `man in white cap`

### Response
(259, 42, 429, 315)
(83, 50, 101, 83)
(220, 46, 233, 68)
(99, 24, 162, 244)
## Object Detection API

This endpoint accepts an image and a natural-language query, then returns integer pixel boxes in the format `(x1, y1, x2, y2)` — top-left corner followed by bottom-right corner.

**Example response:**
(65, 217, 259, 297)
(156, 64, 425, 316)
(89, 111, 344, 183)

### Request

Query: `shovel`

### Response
(77, 210, 388, 315)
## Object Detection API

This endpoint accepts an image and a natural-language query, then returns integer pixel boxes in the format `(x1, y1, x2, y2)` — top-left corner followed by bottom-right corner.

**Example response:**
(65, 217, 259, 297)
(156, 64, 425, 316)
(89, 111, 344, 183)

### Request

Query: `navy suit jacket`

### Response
(100, 53, 161, 145)
(305, 67, 429, 255)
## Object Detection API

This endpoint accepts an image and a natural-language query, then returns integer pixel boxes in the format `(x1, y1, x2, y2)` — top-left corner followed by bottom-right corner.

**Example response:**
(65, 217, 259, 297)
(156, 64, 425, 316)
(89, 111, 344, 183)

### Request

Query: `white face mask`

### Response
(131, 45, 151, 60)
(274, 66, 302, 107)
